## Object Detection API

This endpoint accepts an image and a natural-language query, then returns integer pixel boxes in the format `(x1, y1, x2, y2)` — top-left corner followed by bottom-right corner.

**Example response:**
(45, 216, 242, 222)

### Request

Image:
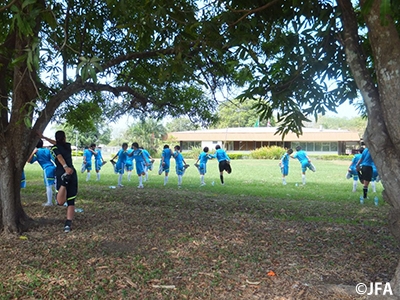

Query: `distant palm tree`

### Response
(125, 118, 167, 154)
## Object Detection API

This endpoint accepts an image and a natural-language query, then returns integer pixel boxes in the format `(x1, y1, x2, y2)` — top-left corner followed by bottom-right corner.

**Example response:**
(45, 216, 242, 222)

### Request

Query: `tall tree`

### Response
(215, 98, 275, 128)
(166, 117, 199, 132)
(0, 0, 242, 233)
(217, 0, 400, 293)
(124, 119, 167, 154)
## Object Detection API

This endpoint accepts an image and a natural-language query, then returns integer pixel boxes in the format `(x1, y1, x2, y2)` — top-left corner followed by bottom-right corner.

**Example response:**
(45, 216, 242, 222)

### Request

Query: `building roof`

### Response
(168, 127, 360, 142)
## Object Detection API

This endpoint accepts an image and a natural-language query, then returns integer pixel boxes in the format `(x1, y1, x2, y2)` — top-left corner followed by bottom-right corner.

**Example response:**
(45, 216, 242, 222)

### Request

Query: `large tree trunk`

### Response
(0, 148, 32, 234)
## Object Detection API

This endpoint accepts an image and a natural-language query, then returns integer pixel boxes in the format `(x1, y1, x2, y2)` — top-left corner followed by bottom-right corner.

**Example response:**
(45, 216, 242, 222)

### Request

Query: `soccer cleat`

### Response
(102, 161, 108, 166)
(158, 165, 164, 175)
(138, 185, 144, 189)
(346, 172, 351, 179)
(184, 164, 190, 170)
(118, 184, 124, 188)
(42, 202, 53, 207)
(60, 173, 71, 186)
(200, 182, 206, 186)
(194, 163, 199, 168)
(64, 225, 71, 233)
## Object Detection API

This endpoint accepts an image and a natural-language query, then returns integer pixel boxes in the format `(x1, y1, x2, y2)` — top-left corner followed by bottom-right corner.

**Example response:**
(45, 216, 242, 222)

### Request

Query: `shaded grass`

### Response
(0, 158, 395, 299)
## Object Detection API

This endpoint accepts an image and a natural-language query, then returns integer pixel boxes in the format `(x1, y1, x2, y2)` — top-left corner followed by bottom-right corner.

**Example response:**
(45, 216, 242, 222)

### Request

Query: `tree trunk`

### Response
(0, 153, 32, 234)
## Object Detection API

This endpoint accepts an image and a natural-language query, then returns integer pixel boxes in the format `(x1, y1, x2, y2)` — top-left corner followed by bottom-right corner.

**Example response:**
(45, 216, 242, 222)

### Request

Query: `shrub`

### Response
(250, 146, 285, 160)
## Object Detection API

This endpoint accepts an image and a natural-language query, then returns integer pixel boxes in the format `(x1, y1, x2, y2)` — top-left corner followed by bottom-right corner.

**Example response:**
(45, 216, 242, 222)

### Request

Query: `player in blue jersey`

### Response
(83, 144, 97, 181)
(128, 142, 148, 188)
(140, 147, 155, 182)
(111, 143, 129, 187)
(94, 146, 106, 181)
(159, 145, 173, 185)
(291, 146, 316, 185)
(125, 147, 134, 181)
(173, 145, 189, 187)
(279, 148, 293, 185)
(195, 147, 213, 186)
(27, 139, 56, 206)
(346, 148, 363, 192)
(356, 147, 376, 200)
(211, 145, 232, 185)
(41, 130, 78, 233)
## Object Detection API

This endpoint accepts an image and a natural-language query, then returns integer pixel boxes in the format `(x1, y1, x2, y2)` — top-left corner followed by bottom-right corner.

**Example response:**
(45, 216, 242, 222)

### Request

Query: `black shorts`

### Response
(56, 171, 78, 205)
(358, 165, 373, 183)
(219, 160, 232, 174)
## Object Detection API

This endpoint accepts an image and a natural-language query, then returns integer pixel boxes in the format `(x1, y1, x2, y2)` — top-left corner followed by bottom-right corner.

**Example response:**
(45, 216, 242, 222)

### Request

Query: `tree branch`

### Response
(0, 0, 18, 13)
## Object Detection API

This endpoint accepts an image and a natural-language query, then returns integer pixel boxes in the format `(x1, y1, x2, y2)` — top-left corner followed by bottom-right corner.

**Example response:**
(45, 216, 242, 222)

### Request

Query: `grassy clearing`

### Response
(0, 158, 397, 299)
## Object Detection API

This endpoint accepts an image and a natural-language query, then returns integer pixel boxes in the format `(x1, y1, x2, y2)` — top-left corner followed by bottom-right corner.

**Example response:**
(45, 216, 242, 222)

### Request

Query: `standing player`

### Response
(194, 147, 213, 186)
(173, 145, 189, 188)
(211, 145, 232, 185)
(346, 148, 363, 192)
(291, 146, 316, 185)
(111, 143, 129, 187)
(159, 145, 172, 186)
(128, 142, 148, 188)
(356, 147, 375, 200)
(27, 139, 56, 206)
(140, 147, 154, 182)
(94, 146, 106, 181)
(125, 146, 134, 181)
(279, 148, 293, 185)
(83, 144, 97, 181)
(41, 130, 78, 233)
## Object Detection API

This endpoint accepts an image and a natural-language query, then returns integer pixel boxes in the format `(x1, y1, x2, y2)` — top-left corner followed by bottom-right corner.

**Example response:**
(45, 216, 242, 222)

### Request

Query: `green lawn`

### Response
(1, 158, 394, 299)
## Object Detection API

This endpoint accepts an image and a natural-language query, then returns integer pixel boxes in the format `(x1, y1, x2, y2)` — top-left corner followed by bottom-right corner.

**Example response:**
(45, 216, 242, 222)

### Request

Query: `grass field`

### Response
(1, 158, 397, 299)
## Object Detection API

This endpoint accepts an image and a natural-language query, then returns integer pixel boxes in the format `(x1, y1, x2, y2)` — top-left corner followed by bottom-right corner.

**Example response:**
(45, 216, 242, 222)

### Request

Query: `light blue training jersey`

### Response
(214, 149, 230, 162)
(84, 148, 93, 163)
(280, 152, 290, 168)
(162, 148, 172, 164)
(293, 150, 308, 163)
(30, 148, 55, 170)
(359, 148, 374, 167)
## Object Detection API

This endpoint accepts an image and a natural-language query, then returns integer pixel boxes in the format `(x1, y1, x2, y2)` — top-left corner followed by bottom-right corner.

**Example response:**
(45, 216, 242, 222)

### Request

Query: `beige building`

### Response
(168, 127, 360, 155)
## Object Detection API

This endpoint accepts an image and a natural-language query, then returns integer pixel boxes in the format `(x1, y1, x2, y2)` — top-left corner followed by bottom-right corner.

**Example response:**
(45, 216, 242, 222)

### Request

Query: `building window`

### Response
(181, 141, 201, 150)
